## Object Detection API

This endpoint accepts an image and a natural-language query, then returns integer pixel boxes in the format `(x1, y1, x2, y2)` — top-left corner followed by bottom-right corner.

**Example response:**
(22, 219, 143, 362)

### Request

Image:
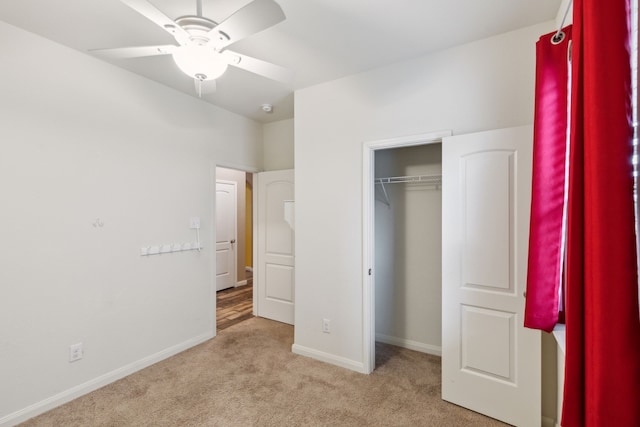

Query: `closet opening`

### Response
(362, 130, 451, 374)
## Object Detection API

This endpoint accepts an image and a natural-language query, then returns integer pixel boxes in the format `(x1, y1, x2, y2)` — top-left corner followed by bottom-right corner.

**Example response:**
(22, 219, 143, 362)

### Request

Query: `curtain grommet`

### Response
(551, 31, 566, 45)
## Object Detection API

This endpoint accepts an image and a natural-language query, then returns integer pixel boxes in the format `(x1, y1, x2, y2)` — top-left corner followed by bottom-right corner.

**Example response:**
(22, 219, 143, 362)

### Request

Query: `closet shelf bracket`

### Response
(378, 181, 391, 207)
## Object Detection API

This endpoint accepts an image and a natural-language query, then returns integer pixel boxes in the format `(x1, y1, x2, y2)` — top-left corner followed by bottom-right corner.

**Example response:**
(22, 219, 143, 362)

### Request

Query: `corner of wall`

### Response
(263, 118, 295, 171)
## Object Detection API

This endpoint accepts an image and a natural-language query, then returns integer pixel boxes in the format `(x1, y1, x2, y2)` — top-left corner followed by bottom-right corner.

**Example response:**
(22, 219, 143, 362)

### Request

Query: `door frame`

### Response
(362, 130, 451, 374)
(213, 164, 258, 334)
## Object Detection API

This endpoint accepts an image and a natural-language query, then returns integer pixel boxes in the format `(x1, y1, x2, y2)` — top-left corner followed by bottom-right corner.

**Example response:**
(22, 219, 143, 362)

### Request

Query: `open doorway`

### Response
(362, 130, 451, 374)
(373, 143, 443, 359)
(364, 127, 541, 425)
(215, 167, 255, 331)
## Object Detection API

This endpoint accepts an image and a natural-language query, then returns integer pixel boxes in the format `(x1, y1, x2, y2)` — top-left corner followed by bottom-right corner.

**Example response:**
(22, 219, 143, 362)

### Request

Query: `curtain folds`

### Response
(527, 1, 640, 425)
(561, 0, 640, 425)
(525, 27, 573, 332)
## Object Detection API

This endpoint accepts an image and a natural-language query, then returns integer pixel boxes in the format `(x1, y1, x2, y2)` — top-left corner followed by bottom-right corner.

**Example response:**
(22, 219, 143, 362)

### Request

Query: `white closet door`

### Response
(216, 180, 237, 291)
(442, 126, 540, 426)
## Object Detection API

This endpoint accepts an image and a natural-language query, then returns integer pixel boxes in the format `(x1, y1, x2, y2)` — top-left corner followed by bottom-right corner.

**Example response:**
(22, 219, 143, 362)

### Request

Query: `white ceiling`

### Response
(0, 0, 561, 123)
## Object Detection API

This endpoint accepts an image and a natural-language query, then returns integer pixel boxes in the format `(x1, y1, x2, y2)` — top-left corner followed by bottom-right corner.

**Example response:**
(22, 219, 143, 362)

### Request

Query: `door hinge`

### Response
(368, 268, 372, 276)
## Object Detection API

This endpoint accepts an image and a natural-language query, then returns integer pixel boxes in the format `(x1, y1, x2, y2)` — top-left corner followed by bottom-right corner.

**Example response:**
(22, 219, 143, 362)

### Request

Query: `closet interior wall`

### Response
(374, 143, 442, 355)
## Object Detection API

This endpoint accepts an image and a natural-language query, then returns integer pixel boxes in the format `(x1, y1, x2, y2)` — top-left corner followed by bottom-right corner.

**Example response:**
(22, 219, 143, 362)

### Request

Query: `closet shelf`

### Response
(375, 174, 442, 186)
(375, 174, 442, 207)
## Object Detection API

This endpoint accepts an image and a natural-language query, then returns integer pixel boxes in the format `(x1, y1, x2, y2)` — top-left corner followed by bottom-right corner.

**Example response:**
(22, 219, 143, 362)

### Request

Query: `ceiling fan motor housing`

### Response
(172, 16, 228, 80)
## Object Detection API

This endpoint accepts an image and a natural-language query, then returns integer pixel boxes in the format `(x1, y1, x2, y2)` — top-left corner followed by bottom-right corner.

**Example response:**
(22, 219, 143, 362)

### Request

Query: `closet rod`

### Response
(375, 174, 442, 185)
(375, 174, 442, 207)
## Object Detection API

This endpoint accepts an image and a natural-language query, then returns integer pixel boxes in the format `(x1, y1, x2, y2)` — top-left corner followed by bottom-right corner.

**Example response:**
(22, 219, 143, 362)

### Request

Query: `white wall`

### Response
(293, 21, 554, 369)
(0, 21, 262, 425)
(556, 0, 573, 28)
(263, 118, 294, 171)
(374, 145, 442, 354)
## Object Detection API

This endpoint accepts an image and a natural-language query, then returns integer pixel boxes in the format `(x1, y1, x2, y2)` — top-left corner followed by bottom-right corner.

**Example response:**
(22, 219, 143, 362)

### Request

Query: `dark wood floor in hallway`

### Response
(216, 279, 254, 331)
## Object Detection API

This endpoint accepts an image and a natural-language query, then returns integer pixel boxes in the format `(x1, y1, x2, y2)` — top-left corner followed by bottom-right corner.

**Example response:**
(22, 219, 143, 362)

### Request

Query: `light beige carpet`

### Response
(20, 318, 509, 426)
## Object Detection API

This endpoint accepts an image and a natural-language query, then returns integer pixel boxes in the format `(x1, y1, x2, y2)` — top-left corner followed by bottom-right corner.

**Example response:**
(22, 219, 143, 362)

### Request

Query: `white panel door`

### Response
(216, 180, 237, 291)
(442, 126, 540, 427)
(256, 169, 294, 324)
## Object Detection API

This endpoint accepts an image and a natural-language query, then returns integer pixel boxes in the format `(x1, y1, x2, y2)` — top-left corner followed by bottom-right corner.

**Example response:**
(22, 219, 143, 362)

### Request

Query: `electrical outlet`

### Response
(322, 318, 331, 333)
(69, 343, 83, 362)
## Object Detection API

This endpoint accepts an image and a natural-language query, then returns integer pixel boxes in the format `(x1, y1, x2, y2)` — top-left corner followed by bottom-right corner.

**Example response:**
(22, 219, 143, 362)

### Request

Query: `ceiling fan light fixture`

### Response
(172, 45, 228, 81)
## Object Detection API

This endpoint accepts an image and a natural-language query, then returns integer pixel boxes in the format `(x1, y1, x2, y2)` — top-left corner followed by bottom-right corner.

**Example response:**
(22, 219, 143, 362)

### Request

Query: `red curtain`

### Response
(525, 27, 572, 332)
(562, 0, 640, 425)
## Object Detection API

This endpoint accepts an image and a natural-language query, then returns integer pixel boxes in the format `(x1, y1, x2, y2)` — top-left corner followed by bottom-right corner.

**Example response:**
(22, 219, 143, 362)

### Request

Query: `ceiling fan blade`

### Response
(194, 78, 217, 97)
(223, 51, 293, 84)
(120, 0, 191, 45)
(90, 45, 177, 59)
(207, 0, 285, 51)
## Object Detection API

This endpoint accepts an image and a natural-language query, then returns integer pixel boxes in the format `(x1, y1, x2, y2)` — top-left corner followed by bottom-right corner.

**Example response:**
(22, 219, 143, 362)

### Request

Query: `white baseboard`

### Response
(375, 333, 442, 356)
(0, 332, 214, 427)
(245, 266, 253, 272)
(541, 415, 558, 427)
(291, 344, 367, 374)
(236, 280, 248, 287)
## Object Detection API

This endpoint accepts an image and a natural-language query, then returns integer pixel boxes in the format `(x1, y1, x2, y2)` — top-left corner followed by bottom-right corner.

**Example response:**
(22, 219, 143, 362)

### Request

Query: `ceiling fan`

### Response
(92, 0, 292, 96)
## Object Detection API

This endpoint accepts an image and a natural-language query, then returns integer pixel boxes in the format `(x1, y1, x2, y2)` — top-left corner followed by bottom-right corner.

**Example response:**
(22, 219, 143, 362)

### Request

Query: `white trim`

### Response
(364, 131, 452, 150)
(552, 324, 566, 356)
(252, 172, 259, 317)
(215, 162, 260, 174)
(236, 280, 248, 287)
(0, 332, 214, 427)
(375, 333, 442, 356)
(362, 143, 376, 374)
(291, 344, 367, 374)
(542, 415, 558, 427)
(362, 130, 452, 374)
(210, 162, 217, 339)
(245, 266, 253, 273)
